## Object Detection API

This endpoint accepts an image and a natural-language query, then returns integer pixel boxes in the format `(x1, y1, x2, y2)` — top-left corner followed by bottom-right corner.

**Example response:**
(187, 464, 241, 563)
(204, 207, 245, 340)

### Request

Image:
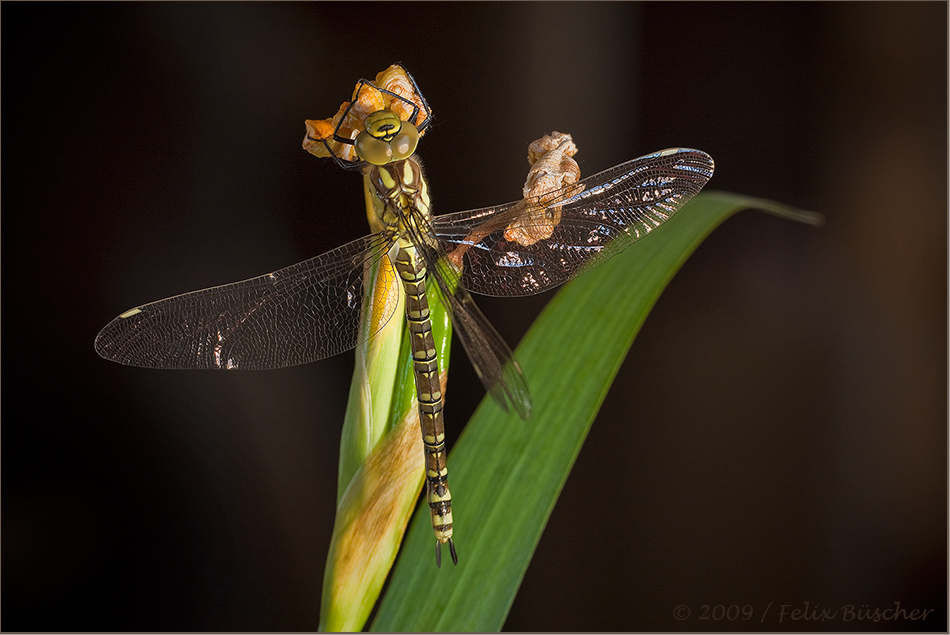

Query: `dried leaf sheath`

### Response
(321, 368, 448, 632)
(321, 262, 452, 631)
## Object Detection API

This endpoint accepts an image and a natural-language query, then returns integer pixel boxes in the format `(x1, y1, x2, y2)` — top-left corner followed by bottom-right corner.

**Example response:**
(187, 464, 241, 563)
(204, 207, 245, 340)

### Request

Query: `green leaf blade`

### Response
(372, 192, 813, 631)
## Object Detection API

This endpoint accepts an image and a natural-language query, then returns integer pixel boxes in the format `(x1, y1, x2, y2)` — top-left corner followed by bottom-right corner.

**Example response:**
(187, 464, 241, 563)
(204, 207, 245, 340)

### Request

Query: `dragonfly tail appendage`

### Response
(435, 537, 459, 568)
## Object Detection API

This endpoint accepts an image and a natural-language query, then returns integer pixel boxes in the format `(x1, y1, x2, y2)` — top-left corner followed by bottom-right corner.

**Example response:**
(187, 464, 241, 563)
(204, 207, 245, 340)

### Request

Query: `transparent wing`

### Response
(400, 209, 533, 420)
(95, 232, 399, 369)
(443, 283, 532, 420)
(433, 148, 714, 297)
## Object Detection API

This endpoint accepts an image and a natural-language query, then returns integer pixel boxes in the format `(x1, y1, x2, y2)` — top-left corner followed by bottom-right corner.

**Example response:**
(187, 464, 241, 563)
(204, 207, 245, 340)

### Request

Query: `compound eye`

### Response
(363, 110, 402, 141)
(355, 130, 393, 165)
(390, 123, 419, 160)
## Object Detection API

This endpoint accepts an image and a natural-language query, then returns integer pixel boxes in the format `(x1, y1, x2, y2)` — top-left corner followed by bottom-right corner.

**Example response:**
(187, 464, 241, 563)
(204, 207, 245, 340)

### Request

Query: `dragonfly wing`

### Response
(443, 284, 531, 420)
(403, 216, 532, 420)
(434, 148, 714, 297)
(95, 233, 399, 370)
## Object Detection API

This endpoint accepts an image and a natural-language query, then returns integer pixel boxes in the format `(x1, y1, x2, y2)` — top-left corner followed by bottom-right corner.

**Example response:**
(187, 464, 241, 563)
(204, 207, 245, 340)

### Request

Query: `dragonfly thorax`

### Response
(363, 157, 433, 240)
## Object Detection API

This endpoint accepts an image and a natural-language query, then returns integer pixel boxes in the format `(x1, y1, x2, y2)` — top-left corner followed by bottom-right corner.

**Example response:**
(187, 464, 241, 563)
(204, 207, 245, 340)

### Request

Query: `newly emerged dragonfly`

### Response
(95, 65, 714, 567)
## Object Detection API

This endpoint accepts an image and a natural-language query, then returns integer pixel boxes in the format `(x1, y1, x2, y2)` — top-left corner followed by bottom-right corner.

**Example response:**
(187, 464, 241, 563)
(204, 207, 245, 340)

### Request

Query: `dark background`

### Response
(3, 3, 946, 631)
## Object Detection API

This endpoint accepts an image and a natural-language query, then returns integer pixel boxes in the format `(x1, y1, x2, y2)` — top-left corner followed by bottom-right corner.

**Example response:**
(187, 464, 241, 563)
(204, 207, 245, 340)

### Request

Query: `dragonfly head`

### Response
(355, 110, 420, 165)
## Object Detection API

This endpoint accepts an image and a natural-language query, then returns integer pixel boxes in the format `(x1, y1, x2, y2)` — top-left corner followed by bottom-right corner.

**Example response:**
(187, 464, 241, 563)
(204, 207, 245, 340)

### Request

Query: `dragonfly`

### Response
(95, 65, 715, 567)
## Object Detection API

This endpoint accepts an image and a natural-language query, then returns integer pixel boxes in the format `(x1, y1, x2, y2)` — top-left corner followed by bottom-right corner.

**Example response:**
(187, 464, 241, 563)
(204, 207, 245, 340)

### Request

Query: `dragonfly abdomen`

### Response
(393, 244, 457, 567)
